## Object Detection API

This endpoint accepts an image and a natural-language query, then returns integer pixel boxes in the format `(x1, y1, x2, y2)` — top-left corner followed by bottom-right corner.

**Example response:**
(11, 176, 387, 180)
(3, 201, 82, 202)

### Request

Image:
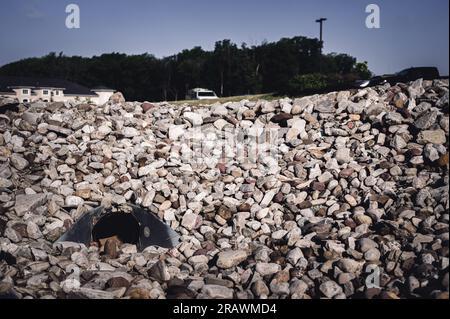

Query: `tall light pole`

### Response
(315, 18, 327, 72)
(315, 18, 327, 49)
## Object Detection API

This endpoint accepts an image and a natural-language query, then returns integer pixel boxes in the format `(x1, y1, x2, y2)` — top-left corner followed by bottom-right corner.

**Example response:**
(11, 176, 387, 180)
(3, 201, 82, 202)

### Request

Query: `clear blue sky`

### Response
(0, 0, 448, 75)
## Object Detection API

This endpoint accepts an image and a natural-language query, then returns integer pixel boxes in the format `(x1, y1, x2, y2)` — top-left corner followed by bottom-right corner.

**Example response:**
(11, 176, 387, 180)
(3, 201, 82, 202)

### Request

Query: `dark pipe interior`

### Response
(92, 213, 140, 245)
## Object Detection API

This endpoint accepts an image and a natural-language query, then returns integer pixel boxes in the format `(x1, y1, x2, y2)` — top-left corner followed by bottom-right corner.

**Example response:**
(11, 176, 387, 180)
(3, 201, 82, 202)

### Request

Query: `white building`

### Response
(0, 76, 115, 105)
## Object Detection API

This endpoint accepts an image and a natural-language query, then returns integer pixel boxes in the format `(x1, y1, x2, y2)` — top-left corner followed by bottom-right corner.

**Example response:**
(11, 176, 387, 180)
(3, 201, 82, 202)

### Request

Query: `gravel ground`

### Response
(0, 78, 448, 299)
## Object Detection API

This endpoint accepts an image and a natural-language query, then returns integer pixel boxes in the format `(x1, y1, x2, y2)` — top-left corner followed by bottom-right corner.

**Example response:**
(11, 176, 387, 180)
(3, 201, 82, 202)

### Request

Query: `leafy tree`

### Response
(354, 61, 372, 80)
(0, 35, 371, 101)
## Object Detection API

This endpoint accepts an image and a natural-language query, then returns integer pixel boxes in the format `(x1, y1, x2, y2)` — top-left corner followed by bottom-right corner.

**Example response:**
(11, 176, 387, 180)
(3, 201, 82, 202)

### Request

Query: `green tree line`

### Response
(0, 36, 372, 101)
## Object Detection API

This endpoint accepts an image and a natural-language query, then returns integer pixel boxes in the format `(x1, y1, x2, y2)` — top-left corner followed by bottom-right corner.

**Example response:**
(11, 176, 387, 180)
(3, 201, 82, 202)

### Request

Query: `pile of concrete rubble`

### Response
(0, 78, 448, 299)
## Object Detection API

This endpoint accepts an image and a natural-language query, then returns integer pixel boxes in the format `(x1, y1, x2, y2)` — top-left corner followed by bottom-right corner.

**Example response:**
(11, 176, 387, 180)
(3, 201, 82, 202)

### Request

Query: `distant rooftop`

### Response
(91, 85, 115, 92)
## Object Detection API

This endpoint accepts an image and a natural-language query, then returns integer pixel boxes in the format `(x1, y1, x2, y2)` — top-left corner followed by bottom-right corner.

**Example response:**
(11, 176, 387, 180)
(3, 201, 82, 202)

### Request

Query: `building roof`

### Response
(92, 85, 115, 92)
(0, 76, 98, 96)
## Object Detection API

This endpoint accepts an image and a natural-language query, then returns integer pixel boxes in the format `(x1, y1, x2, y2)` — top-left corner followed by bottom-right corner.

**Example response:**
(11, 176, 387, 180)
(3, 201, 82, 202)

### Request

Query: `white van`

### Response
(186, 88, 218, 100)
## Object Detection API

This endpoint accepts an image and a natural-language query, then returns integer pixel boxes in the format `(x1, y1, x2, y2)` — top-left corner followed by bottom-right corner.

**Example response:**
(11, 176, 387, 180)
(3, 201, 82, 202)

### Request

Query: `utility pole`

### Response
(315, 17, 327, 49)
(315, 17, 327, 72)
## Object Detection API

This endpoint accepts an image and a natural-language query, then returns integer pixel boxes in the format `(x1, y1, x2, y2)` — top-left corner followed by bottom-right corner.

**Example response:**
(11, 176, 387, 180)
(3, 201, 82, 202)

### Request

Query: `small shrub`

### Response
(287, 73, 328, 94)
(285, 72, 361, 96)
